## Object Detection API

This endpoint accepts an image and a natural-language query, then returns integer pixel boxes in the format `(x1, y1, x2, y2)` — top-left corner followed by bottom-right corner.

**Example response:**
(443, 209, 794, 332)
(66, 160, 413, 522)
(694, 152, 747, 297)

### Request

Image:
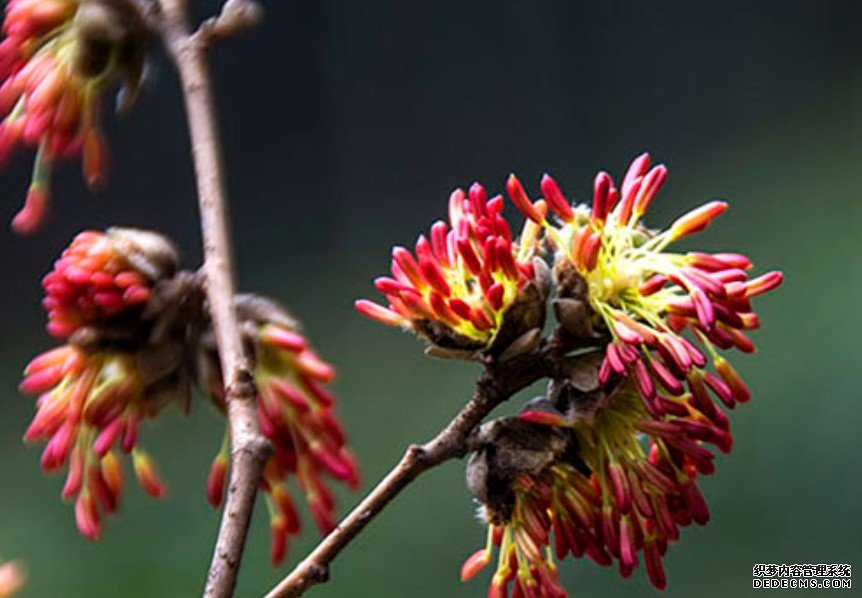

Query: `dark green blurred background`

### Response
(1, 1, 861, 596)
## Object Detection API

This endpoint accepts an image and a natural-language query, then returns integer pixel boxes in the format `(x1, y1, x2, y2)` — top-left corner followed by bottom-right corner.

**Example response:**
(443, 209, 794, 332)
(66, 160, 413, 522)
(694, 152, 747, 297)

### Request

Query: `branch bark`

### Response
(156, 1, 271, 597)
(263, 344, 561, 598)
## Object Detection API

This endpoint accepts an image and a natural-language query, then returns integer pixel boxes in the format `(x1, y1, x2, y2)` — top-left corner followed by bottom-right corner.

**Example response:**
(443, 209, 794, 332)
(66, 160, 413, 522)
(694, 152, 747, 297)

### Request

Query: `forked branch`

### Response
(155, 1, 271, 597)
(264, 343, 562, 598)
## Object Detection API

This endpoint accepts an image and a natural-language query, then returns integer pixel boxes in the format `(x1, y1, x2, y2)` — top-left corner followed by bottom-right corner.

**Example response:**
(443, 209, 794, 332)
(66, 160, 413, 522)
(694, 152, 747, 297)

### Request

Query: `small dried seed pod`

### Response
(488, 279, 547, 356)
(466, 417, 569, 522)
(497, 327, 542, 362)
(554, 260, 589, 300)
(552, 297, 593, 340)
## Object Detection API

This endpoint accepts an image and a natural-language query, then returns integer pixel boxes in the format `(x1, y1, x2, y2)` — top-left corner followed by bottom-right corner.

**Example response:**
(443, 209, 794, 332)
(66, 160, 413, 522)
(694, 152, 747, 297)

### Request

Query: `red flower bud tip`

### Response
(308, 498, 336, 535)
(93, 417, 124, 457)
(206, 453, 229, 508)
(633, 164, 668, 219)
(519, 409, 567, 427)
(638, 274, 667, 296)
(580, 231, 602, 272)
(614, 175, 641, 226)
(714, 252, 753, 270)
(702, 371, 735, 409)
(62, 449, 85, 500)
(619, 516, 638, 570)
(18, 364, 63, 394)
(669, 201, 728, 241)
(418, 254, 451, 298)
(507, 173, 544, 223)
(132, 450, 165, 498)
(296, 350, 335, 382)
(10, 184, 48, 234)
(744, 271, 784, 297)
(644, 539, 667, 590)
(74, 493, 101, 541)
(540, 174, 573, 222)
(101, 452, 123, 497)
(714, 356, 750, 403)
(269, 516, 289, 566)
(40, 420, 75, 471)
(679, 480, 710, 525)
(460, 549, 491, 581)
(592, 171, 613, 222)
(609, 463, 632, 515)
(354, 299, 404, 326)
(621, 152, 651, 197)
(261, 324, 307, 352)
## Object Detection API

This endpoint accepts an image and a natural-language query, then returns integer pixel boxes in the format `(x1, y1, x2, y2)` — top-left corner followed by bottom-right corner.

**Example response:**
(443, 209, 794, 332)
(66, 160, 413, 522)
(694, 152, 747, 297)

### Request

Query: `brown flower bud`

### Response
(466, 418, 570, 522)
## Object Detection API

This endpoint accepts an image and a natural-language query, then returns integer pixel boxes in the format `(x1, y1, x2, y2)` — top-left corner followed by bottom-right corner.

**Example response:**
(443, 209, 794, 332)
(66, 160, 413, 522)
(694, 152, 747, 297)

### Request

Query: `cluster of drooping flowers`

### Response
(0, 0, 148, 233)
(359, 153, 782, 595)
(529, 385, 722, 589)
(20, 228, 360, 560)
(20, 229, 183, 539)
(356, 182, 548, 355)
(200, 296, 360, 565)
(463, 382, 731, 595)
(462, 471, 567, 598)
(0, 556, 24, 598)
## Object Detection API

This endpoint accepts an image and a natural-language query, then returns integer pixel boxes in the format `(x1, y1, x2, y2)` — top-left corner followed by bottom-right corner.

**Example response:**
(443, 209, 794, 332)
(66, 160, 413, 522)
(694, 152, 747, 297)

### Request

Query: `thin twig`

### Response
(156, 1, 271, 597)
(264, 345, 560, 598)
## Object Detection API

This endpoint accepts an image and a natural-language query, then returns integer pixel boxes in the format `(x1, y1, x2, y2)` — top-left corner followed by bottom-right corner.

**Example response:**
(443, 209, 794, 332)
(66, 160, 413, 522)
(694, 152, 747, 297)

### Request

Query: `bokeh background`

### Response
(1, 1, 861, 596)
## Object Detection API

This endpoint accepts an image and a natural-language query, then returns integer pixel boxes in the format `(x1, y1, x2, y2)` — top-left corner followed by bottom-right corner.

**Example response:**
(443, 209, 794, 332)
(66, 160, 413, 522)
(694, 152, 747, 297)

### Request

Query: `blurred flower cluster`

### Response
(0, 0, 148, 233)
(20, 228, 357, 562)
(21, 228, 182, 539)
(197, 296, 360, 565)
(358, 153, 782, 595)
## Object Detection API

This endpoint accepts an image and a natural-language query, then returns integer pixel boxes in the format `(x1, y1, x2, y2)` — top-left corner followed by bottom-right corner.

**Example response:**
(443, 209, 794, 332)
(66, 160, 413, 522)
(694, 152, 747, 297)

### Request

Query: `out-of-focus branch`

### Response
(155, 1, 271, 597)
(263, 343, 562, 598)
(193, 0, 263, 45)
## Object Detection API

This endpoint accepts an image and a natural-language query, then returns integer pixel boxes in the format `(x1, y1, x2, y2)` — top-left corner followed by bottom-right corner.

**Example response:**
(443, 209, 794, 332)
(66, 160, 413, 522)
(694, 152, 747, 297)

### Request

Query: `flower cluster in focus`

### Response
(359, 153, 783, 595)
(356, 182, 547, 355)
(508, 154, 782, 420)
(0, 0, 148, 233)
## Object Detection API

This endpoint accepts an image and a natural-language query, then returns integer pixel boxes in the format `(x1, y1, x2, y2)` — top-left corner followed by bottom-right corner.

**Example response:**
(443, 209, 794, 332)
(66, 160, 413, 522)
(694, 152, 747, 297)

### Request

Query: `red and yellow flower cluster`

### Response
(356, 182, 542, 351)
(359, 153, 781, 595)
(205, 315, 360, 565)
(41, 229, 160, 338)
(22, 229, 359, 561)
(0, 0, 102, 232)
(468, 388, 721, 595)
(20, 230, 174, 540)
(457, 155, 782, 595)
(0, 0, 146, 233)
(510, 154, 782, 421)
